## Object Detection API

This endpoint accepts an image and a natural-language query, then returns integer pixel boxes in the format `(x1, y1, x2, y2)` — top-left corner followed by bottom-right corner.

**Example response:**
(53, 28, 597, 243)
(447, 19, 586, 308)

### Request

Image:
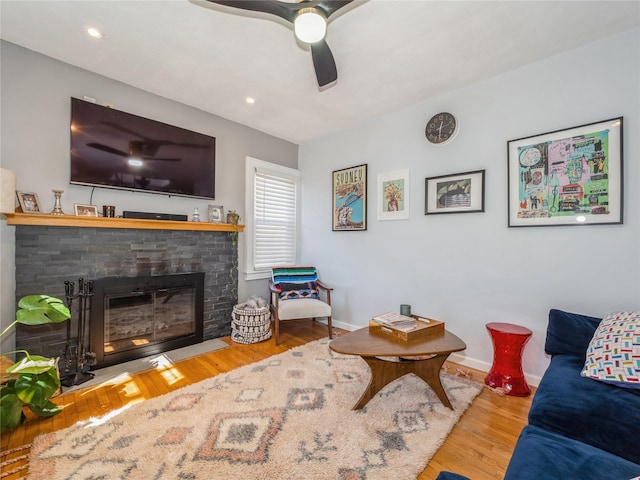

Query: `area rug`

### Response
(28, 338, 482, 480)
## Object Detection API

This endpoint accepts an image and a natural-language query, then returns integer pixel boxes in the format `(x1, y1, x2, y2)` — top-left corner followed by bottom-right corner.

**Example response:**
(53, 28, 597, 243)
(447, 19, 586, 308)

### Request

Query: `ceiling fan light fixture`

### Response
(128, 159, 143, 167)
(294, 8, 327, 44)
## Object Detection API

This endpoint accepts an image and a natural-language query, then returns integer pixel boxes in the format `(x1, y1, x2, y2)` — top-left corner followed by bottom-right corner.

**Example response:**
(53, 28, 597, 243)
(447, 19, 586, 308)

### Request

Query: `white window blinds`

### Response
(253, 167, 298, 269)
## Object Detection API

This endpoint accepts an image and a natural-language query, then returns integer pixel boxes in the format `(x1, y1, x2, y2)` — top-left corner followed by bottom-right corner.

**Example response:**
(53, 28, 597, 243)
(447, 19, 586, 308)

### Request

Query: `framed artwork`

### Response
(332, 164, 367, 231)
(16, 191, 42, 213)
(208, 205, 224, 223)
(425, 170, 485, 214)
(507, 117, 623, 227)
(74, 204, 98, 217)
(377, 169, 410, 220)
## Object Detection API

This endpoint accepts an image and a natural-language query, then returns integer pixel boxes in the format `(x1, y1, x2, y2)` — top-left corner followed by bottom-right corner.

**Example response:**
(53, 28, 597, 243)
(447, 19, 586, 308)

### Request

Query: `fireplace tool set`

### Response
(61, 278, 97, 387)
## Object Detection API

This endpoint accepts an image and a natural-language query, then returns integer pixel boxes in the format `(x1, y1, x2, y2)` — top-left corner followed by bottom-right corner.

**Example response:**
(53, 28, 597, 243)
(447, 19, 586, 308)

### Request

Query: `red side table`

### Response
(485, 322, 532, 396)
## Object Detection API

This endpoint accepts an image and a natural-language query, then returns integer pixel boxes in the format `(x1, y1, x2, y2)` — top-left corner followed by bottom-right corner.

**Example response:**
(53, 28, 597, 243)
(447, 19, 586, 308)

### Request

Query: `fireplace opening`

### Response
(90, 273, 205, 368)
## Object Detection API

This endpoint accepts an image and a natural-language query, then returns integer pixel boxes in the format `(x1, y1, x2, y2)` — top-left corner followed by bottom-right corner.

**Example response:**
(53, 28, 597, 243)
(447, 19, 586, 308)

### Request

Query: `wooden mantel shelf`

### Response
(3, 212, 244, 232)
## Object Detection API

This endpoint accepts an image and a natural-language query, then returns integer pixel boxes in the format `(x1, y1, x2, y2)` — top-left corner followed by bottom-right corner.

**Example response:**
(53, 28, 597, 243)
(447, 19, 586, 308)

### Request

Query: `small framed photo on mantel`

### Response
(208, 205, 224, 223)
(16, 191, 42, 213)
(74, 204, 98, 217)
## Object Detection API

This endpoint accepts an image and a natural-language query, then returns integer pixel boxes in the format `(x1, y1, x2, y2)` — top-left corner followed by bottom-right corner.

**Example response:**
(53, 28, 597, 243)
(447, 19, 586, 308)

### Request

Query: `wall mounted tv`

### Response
(70, 97, 215, 199)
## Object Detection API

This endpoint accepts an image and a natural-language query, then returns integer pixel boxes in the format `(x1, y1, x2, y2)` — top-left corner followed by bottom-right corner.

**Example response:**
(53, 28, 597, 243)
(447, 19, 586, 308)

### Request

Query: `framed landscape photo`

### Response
(332, 164, 367, 231)
(507, 117, 623, 227)
(378, 169, 410, 220)
(208, 205, 224, 223)
(74, 204, 98, 217)
(425, 170, 485, 215)
(16, 191, 42, 213)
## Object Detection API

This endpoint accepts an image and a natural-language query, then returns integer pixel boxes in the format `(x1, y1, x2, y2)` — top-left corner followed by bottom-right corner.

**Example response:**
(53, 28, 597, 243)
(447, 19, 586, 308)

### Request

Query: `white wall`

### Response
(0, 41, 298, 354)
(298, 28, 640, 383)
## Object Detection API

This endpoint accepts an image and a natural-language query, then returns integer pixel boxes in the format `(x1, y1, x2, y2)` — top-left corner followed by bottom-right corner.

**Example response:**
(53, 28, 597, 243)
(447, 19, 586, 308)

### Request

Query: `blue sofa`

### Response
(438, 309, 640, 480)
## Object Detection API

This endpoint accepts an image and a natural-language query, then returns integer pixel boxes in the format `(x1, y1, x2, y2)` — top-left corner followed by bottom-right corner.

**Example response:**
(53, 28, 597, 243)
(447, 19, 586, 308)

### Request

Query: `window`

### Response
(245, 157, 300, 280)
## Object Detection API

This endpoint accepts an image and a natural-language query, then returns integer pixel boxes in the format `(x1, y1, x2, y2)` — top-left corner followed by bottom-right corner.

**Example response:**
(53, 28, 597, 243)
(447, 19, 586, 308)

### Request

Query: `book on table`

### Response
(369, 314, 446, 341)
(371, 311, 417, 332)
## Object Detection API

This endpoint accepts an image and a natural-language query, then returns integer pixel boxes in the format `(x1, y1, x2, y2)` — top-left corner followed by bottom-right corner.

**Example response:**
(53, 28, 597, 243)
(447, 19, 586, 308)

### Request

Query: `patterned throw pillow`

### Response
(581, 311, 640, 389)
(272, 266, 319, 300)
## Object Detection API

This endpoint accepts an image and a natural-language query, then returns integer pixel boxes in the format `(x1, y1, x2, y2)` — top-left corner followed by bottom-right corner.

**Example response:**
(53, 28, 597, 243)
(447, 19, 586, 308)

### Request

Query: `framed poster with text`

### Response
(332, 164, 367, 231)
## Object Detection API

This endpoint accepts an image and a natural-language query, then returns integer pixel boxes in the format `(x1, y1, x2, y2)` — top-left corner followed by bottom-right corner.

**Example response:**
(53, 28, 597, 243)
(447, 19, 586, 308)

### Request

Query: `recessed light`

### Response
(246, 97, 255, 105)
(86, 27, 104, 39)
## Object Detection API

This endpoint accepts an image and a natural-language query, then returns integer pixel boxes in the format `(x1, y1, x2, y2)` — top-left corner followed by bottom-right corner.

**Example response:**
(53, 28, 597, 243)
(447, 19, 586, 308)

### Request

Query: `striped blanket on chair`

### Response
(272, 266, 319, 300)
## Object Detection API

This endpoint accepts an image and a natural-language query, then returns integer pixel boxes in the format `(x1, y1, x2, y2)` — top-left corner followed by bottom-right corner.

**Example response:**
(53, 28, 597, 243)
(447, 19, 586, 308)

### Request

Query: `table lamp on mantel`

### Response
(0, 168, 16, 213)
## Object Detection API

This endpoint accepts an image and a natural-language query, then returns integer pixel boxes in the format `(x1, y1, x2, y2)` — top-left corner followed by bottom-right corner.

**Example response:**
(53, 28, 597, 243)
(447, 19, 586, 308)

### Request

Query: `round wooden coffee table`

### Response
(329, 327, 466, 410)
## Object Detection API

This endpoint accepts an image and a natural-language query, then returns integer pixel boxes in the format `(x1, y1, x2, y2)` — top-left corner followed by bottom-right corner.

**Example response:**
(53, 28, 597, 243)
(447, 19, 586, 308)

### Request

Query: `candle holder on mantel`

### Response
(50, 189, 65, 215)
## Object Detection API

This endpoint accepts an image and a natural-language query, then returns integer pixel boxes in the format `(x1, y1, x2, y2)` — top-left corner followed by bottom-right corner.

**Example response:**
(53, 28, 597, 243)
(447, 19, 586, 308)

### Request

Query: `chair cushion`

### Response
(272, 266, 319, 300)
(277, 298, 331, 320)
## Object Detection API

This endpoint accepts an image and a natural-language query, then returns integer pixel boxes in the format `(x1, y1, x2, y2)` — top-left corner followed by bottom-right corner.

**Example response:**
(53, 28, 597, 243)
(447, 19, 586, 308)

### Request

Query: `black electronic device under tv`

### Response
(70, 97, 215, 199)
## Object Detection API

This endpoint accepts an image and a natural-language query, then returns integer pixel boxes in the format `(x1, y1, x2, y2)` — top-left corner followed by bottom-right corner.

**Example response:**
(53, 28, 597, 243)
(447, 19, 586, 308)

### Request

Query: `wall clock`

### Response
(425, 112, 459, 145)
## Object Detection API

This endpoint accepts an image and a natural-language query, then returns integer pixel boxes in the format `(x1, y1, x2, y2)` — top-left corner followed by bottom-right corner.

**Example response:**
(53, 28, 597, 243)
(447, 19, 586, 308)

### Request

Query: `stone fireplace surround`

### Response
(12, 216, 239, 365)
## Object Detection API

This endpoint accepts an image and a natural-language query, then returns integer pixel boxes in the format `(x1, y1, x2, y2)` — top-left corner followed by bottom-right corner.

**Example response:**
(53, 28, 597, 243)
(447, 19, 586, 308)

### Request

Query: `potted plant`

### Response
(226, 210, 240, 225)
(0, 295, 71, 432)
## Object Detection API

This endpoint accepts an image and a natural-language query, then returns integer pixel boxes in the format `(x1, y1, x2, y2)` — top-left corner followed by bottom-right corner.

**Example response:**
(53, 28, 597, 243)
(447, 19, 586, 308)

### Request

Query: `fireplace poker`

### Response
(61, 280, 74, 378)
(61, 277, 95, 387)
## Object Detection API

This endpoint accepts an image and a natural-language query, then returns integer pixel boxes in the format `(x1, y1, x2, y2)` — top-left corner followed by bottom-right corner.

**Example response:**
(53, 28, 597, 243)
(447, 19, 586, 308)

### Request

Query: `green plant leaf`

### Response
(6, 355, 57, 375)
(28, 399, 61, 417)
(0, 385, 26, 432)
(14, 367, 60, 407)
(16, 295, 71, 325)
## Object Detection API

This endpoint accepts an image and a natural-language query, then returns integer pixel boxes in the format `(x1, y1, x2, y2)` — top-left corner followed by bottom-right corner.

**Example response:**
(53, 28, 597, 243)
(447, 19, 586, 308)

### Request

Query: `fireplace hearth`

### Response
(90, 273, 204, 368)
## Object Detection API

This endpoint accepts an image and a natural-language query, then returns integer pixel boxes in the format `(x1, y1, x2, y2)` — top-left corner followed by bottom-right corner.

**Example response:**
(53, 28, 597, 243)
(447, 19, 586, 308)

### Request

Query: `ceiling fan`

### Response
(204, 0, 355, 87)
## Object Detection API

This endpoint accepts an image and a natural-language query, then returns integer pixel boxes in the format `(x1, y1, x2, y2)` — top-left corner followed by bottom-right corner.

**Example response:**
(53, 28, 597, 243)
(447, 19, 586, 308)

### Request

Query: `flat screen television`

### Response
(70, 97, 215, 199)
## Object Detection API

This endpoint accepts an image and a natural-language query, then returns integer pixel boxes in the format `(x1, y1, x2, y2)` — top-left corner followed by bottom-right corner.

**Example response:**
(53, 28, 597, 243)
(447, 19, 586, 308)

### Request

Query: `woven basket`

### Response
(231, 304, 272, 344)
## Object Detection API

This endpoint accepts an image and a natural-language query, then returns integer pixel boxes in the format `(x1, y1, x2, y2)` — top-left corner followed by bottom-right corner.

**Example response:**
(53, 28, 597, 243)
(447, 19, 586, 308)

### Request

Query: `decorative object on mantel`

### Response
(0, 295, 71, 432)
(192, 207, 201, 222)
(0, 168, 16, 213)
(74, 204, 98, 216)
(208, 205, 224, 223)
(102, 205, 115, 218)
(227, 209, 240, 225)
(50, 189, 65, 215)
(28, 338, 482, 479)
(16, 191, 42, 213)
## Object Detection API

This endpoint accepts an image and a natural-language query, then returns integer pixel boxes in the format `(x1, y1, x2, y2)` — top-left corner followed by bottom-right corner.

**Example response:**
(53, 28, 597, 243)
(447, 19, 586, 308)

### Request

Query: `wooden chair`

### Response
(268, 266, 333, 345)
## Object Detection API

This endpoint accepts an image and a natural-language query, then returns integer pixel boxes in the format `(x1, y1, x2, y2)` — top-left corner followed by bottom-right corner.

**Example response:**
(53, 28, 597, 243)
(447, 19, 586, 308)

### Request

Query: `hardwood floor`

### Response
(1, 320, 533, 479)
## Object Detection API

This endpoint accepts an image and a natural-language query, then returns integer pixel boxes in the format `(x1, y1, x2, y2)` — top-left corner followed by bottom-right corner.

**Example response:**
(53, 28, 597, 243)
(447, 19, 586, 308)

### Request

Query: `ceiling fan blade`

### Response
(310, 39, 337, 87)
(204, 0, 298, 22)
(316, 0, 355, 19)
(87, 142, 127, 157)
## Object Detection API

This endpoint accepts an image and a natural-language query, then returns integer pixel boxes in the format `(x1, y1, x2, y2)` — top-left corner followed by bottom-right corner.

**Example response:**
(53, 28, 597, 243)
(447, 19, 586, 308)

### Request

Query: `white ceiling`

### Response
(1, 0, 638, 144)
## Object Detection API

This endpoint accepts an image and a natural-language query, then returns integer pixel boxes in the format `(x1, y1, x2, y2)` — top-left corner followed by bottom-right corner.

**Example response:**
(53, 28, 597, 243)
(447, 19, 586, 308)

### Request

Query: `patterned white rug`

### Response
(28, 338, 482, 480)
